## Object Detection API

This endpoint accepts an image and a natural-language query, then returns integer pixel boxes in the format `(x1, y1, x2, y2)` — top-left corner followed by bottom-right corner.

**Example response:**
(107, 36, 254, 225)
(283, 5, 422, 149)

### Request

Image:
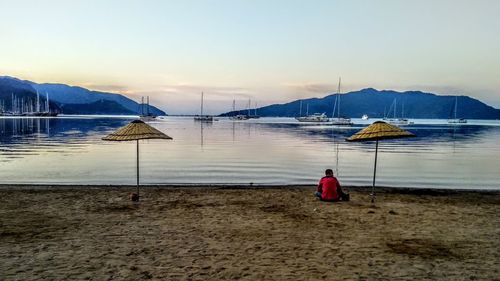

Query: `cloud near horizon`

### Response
(80, 83, 130, 93)
(121, 84, 271, 115)
(284, 82, 338, 95)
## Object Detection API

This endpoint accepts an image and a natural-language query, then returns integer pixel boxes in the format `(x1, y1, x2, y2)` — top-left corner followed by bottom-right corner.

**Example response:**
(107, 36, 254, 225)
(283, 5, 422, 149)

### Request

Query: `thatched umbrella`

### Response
(102, 120, 172, 200)
(347, 121, 415, 203)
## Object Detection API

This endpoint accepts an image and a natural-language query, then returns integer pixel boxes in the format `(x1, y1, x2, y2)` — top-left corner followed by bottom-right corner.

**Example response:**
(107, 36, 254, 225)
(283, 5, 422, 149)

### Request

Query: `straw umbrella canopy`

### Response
(347, 121, 415, 203)
(102, 120, 172, 200)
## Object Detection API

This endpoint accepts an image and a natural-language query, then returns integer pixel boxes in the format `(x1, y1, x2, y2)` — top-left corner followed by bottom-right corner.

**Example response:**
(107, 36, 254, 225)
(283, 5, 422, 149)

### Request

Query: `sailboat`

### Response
(330, 77, 353, 126)
(295, 101, 329, 122)
(232, 114, 249, 120)
(140, 96, 157, 122)
(194, 92, 214, 122)
(231, 99, 259, 120)
(448, 96, 467, 124)
(384, 98, 410, 126)
(248, 101, 260, 119)
(229, 99, 248, 120)
(28, 91, 58, 116)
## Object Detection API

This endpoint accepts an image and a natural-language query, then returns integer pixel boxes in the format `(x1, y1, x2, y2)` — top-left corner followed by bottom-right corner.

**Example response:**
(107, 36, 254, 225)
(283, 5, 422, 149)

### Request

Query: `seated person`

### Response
(315, 169, 348, 201)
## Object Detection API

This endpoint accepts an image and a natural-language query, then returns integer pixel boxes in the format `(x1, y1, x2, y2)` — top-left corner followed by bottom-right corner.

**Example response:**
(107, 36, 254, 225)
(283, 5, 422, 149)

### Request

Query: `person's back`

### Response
(318, 175, 340, 201)
(316, 169, 346, 201)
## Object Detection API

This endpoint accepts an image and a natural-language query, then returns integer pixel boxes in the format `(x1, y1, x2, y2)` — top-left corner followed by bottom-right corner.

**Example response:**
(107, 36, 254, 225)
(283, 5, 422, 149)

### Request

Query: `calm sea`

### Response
(1, 116, 499, 189)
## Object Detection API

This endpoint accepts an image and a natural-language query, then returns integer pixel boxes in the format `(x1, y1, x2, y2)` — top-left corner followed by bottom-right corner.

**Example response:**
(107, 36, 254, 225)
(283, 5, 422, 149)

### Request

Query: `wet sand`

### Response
(0, 186, 499, 280)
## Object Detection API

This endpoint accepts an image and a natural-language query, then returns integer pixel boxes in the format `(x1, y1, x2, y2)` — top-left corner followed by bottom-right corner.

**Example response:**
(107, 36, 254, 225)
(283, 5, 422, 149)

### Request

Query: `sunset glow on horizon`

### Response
(1, 0, 499, 114)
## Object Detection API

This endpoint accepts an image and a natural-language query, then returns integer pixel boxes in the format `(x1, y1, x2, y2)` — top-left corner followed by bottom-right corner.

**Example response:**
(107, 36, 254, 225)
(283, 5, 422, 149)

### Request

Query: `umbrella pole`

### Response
(136, 139, 140, 197)
(372, 139, 379, 203)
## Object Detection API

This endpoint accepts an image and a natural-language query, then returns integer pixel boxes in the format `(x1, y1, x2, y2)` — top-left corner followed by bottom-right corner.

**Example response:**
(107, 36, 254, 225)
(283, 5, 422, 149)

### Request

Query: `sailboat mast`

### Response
(254, 102, 257, 116)
(147, 96, 150, 116)
(46, 92, 50, 113)
(36, 90, 40, 112)
(332, 95, 337, 119)
(201, 92, 204, 116)
(455, 96, 458, 119)
(247, 99, 251, 116)
(337, 77, 341, 118)
(141, 97, 144, 115)
(335, 137, 339, 176)
(299, 100, 302, 116)
(394, 99, 397, 118)
(306, 104, 309, 116)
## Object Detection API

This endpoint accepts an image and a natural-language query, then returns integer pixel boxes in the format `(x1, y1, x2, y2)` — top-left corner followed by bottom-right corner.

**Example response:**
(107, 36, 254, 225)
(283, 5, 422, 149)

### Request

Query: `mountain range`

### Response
(0, 76, 166, 115)
(221, 88, 500, 119)
(2, 75, 499, 119)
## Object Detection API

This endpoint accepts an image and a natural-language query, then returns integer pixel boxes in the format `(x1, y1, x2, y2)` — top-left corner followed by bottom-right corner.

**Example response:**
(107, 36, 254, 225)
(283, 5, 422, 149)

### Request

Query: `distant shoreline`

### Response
(1, 184, 498, 194)
(1, 115, 500, 120)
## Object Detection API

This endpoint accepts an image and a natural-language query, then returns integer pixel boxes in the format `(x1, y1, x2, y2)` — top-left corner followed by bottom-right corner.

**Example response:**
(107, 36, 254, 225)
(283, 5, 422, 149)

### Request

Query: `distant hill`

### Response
(59, 100, 137, 115)
(0, 76, 166, 116)
(220, 88, 500, 119)
(0, 77, 61, 113)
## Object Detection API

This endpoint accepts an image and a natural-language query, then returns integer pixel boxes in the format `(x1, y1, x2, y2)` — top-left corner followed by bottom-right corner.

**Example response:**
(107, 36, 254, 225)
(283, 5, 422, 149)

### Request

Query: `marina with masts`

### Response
(0, 91, 58, 117)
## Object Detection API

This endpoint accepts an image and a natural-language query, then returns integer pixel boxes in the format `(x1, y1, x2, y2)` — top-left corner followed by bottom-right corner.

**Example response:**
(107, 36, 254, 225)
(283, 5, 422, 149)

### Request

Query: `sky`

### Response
(0, 0, 499, 114)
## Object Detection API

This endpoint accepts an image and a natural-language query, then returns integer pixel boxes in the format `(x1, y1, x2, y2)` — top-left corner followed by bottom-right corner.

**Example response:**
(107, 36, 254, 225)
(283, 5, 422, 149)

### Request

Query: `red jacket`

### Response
(317, 176, 341, 201)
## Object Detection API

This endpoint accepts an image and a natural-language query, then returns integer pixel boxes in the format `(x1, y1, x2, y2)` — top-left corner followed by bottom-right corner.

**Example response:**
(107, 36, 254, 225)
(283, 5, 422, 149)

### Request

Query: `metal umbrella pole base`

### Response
(371, 140, 379, 204)
(135, 139, 140, 202)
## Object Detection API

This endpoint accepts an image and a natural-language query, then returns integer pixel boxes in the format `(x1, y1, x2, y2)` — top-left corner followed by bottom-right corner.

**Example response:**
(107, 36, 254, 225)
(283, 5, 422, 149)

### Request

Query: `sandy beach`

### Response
(0, 186, 499, 280)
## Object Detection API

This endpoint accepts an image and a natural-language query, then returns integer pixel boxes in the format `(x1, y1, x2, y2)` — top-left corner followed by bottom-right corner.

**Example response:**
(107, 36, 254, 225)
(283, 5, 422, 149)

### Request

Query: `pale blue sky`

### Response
(0, 0, 499, 114)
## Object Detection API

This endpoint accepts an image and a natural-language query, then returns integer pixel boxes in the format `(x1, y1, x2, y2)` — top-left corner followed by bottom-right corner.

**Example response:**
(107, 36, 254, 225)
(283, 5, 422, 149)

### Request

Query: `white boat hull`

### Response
(296, 113, 329, 122)
(385, 118, 413, 126)
(330, 118, 353, 126)
(140, 116, 157, 122)
(194, 115, 214, 122)
(448, 119, 467, 124)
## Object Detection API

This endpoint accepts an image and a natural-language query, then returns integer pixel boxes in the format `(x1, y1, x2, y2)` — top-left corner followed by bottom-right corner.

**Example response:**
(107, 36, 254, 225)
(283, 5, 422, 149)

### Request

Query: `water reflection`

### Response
(257, 123, 495, 143)
(2, 117, 497, 153)
(0, 117, 51, 136)
(232, 121, 235, 142)
(0, 117, 130, 161)
(1, 117, 499, 189)
(198, 121, 212, 148)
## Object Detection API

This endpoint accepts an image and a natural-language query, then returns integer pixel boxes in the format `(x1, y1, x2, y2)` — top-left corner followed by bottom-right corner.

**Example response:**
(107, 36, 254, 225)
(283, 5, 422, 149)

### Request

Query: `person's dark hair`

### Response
(325, 169, 333, 176)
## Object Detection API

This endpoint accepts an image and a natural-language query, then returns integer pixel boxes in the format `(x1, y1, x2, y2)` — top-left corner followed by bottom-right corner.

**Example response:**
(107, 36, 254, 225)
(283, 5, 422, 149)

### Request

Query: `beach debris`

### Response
(129, 192, 140, 202)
